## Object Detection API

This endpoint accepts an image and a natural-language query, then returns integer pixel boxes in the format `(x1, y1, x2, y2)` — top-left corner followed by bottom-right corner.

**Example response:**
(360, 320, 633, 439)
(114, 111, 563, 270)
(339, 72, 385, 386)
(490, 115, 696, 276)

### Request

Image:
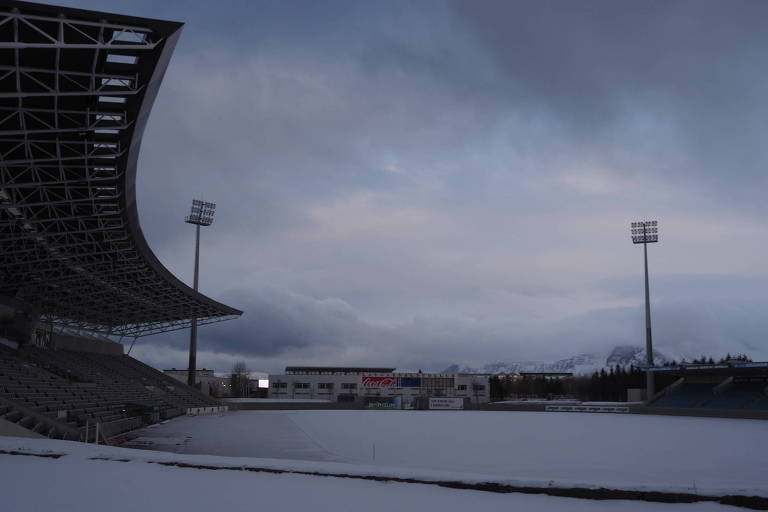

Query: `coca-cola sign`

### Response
(362, 376, 397, 388)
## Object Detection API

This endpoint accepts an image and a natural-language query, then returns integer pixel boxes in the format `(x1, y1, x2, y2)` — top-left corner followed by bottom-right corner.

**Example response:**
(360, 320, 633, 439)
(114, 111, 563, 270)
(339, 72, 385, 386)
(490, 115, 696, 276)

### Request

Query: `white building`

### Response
(268, 366, 490, 406)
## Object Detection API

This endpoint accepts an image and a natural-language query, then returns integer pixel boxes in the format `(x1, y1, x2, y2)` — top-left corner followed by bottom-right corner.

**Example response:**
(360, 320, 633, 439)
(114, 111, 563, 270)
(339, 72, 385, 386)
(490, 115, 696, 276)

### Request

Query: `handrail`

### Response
(646, 376, 684, 405)
(713, 376, 734, 394)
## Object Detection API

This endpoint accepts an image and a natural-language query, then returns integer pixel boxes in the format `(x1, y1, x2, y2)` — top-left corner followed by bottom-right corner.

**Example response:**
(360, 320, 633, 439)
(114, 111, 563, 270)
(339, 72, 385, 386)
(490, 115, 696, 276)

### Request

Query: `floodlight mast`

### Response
(185, 200, 216, 387)
(630, 220, 659, 401)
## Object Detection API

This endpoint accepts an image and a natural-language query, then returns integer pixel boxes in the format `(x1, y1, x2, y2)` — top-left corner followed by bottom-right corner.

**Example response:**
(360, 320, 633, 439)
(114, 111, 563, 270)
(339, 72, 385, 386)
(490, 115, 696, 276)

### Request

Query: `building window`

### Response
(272, 382, 287, 389)
(472, 384, 485, 391)
(294, 383, 310, 389)
(318, 383, 334, 390)
(457, 385, 467, 391)
(341, 383, 357, 390)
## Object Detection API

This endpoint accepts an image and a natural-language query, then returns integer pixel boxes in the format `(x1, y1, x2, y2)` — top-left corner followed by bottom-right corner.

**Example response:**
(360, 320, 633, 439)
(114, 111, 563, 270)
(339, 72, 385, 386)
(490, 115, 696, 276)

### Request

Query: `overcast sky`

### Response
(48, 0, 768, 372)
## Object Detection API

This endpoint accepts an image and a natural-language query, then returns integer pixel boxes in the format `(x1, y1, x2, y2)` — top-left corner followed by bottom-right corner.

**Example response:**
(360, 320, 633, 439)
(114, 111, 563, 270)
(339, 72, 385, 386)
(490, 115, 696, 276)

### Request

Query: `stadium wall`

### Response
(474, 401, 768, 420)
(229, 401, 365, 411)
(633, 406, 768, 421)
(0, 417, 45, 438)
(51, 333, 123, 356)
(0, 297, 38, 346)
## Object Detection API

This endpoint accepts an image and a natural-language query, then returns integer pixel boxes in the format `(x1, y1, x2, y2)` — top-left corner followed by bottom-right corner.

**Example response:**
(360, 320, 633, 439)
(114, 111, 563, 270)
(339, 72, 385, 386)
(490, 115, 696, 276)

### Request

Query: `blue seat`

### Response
(652, 383, 714, 408)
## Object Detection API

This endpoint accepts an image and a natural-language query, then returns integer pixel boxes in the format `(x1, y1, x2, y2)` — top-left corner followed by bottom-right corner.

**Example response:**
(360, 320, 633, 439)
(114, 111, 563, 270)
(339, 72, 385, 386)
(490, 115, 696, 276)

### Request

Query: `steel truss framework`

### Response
(0, 1, 242, 337)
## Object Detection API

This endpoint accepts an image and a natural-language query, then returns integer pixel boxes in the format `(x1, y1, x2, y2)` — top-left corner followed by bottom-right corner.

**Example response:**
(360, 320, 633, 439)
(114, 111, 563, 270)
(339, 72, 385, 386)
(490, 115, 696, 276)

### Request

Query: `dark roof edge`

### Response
(2, 0, 184, 34)
(120, 18, 242, 318)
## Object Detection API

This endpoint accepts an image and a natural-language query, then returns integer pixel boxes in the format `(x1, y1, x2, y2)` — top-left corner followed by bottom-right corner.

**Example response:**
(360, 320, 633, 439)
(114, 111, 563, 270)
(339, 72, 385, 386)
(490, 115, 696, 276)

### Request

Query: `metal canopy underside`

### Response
(0, 1, 242, 337)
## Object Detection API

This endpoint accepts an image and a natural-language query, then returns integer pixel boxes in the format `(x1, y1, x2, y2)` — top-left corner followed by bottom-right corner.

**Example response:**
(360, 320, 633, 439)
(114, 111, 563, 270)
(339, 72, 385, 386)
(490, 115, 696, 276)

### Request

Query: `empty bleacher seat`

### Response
(0, 344, 218, 440)
(652, 383, 715, 408)
(700, 382, 766, 409)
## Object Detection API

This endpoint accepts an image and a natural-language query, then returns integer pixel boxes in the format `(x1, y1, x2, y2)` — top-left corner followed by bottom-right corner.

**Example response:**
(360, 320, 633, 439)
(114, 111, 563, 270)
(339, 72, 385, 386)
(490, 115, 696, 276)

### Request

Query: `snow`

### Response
(492, 400, 644, 405)
(224, 398, 331, 403)
(452, 345, 685, 376)
(119, 410, 768, 498)
(581, 401, 645, 406)
(1, 410, 764, 510)
(0, 438, 733, 512)
(495, 399, 582, 404)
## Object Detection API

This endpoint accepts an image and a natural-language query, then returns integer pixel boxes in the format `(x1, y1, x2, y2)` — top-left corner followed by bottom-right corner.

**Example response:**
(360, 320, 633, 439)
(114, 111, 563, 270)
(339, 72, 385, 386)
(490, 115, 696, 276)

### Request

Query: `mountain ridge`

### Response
(443, 345, 677, 375)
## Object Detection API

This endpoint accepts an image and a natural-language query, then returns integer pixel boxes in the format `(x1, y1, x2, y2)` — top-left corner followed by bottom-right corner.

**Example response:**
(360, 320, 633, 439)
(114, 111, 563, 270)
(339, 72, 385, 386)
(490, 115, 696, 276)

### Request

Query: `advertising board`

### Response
(364, 396, 402, 409)
(399, 377, 422, 388)
(362, 376, 397, 388)
(428, 397, 463, 410)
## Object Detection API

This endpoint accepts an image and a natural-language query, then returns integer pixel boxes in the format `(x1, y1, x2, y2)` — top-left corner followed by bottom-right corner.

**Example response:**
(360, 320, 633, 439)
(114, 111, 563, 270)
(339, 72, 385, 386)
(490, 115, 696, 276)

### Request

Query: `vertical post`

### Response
(631, 220, 658, 402)
(185, 200, 215, 389)
(643, 230, 654, 398)
(187, 224, 201, 387)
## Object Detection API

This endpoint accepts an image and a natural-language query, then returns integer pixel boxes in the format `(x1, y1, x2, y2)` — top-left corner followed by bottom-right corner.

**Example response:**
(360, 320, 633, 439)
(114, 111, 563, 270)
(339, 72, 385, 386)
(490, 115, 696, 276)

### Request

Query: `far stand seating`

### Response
(652, 383, 715, 408)
(700, 382, 766, 409)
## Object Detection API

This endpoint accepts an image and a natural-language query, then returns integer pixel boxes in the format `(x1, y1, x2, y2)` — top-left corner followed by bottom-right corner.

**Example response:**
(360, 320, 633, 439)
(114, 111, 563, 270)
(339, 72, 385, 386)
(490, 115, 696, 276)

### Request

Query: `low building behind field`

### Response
(164, 369, 228, 397)
(268, 366, 490, 406)
(164, 369, 269, 398)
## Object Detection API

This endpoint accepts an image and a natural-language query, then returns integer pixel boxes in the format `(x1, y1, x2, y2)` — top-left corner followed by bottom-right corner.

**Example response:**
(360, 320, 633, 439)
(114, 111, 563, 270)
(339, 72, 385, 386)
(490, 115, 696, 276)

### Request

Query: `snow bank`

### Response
(0, 437, 734, 512)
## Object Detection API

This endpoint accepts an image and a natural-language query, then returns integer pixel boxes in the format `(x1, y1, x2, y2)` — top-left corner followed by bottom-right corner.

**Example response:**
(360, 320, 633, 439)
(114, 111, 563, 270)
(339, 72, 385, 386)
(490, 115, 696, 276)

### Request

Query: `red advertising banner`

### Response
(362, 376, 397, 388)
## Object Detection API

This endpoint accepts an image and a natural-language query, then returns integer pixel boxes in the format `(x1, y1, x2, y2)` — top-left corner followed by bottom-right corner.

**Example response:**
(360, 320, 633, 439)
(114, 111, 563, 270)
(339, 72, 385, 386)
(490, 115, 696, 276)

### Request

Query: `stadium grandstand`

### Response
(0, 1, 241, 441)
(645, 362, 768, 411)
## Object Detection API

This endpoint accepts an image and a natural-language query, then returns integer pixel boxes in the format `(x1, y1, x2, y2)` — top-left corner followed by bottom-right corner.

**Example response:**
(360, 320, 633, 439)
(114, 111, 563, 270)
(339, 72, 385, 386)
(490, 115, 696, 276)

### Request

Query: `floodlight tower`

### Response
(185, 199, 216, 387)
(630, 220, 658, 400)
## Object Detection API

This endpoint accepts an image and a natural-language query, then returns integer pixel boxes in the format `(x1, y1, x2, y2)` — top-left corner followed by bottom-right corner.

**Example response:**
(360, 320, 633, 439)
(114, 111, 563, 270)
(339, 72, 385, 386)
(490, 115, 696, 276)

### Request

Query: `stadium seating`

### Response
(0, 344, 217, 440)
(699, 382, 766, 409)
(747, 395, 768, 410)
(651, 383, 715, 408)
(652, 379, 768, 411)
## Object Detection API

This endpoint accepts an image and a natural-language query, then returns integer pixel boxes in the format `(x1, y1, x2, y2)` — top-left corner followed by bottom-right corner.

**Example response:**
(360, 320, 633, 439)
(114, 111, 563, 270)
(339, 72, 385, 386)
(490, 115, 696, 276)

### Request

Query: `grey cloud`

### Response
(149, 288, 364, 358)
(598, 274, 768, 302)
(135, 276, 768, 373)
(41, 0, 768, 369)
(445, 1, 768, 201)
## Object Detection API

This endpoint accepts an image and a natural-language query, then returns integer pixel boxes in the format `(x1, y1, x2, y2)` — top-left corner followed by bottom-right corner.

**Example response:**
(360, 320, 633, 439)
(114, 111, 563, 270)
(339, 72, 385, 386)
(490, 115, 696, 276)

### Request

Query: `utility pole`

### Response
(630, 220, 658, 400)
(185, 199, 216, 387)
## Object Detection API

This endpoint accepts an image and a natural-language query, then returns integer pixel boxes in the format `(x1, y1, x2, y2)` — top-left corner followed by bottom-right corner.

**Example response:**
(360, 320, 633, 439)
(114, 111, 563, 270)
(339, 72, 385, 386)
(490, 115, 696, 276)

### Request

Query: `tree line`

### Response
(490, 353, 752, 402)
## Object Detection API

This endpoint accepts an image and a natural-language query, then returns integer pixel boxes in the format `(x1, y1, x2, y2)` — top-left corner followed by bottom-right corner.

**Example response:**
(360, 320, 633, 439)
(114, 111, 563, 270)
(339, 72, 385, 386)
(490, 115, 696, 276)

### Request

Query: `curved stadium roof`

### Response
(0, 1, 242, 337)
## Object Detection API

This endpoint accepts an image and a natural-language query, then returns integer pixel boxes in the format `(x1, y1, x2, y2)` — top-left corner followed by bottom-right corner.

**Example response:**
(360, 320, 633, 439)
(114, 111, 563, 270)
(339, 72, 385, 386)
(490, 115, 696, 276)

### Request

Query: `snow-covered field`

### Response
(1, 410, 764, 511)
(493, 400, 643, 405)
(0, 437, 734, 512)
(125, 410, 767, 497)
(224, 398, 331, 403)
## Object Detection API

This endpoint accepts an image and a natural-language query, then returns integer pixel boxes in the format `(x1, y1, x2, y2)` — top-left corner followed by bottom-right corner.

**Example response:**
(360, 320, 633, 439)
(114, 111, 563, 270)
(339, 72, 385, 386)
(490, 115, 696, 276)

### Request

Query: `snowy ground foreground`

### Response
(0, 438, 735, 512)
(580, 401, 645, 406)
(492, 400, 644, 405)
(126, 410, 768, 498)
(495, 399, 581, 404)
(224, 398, 330, 403)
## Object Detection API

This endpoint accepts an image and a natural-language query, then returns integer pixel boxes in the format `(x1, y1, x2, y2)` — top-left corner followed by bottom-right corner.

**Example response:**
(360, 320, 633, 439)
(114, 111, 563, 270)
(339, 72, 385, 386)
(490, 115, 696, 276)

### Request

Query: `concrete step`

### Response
(3, 410, 22, 423)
